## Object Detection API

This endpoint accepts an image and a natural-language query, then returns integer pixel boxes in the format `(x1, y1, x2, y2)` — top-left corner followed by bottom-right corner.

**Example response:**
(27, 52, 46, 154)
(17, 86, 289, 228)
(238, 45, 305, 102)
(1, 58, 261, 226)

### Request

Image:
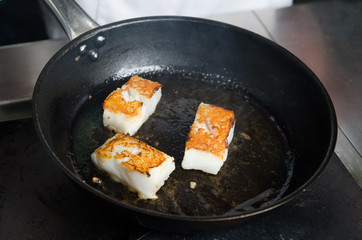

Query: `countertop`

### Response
(0, 1, 362, 240)
(0, 1, 361, 239)
(1, 1, 360, 186)
(210, 1, 362, 187)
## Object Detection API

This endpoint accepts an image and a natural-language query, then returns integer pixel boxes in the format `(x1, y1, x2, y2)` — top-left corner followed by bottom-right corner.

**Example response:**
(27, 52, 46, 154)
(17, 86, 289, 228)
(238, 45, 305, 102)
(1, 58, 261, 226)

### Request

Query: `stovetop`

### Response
(1, 2, 362, 239)
(1, 1, 361, 188)
(0, 118, 361, 239)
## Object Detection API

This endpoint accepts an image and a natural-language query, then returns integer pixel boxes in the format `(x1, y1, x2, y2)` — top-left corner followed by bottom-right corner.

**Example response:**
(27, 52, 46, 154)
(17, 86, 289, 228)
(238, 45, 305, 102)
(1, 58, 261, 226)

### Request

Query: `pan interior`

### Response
(70, 70, 295, 217)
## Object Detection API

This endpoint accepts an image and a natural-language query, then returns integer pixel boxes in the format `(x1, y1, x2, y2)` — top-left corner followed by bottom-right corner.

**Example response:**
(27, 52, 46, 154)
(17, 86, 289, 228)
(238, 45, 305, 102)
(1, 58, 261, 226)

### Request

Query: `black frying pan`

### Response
(33, 0, 337, 232)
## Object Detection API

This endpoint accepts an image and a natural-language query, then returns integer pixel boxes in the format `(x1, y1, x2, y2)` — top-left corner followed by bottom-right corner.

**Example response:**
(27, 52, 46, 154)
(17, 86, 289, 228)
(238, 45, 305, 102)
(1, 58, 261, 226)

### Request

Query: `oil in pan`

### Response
(70, 69, 295, 217)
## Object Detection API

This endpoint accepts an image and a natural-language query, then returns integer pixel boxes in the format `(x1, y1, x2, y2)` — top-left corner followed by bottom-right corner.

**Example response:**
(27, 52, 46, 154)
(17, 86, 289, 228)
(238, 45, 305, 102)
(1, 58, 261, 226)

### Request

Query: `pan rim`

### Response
(32, 15, 338, 222)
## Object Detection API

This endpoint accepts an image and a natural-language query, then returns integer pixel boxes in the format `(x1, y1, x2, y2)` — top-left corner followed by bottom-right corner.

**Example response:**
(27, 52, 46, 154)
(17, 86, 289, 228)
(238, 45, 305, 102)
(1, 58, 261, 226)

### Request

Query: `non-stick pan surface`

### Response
(33, 16, 337, 231)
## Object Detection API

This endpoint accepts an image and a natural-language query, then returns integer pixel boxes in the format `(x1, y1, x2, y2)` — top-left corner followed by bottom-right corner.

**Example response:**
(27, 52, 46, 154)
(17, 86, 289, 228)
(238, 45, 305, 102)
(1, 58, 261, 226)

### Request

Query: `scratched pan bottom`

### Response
(70, 70, 294, 217)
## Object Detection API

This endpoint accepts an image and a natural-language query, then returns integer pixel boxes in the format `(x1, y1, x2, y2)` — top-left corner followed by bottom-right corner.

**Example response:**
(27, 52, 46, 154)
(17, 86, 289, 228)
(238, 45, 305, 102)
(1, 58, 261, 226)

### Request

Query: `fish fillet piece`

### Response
(182, 103, 235, 175)
(103, 75, 162, 135)
(91, 133, 175, 199)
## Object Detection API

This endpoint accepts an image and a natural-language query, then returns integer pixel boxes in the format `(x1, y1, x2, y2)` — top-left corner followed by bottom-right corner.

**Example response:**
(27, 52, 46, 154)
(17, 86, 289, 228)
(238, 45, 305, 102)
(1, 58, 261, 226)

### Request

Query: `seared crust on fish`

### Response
(92, 133, 175, 199)
(182, 103, 235, 175)
(103, 75, 162, 135)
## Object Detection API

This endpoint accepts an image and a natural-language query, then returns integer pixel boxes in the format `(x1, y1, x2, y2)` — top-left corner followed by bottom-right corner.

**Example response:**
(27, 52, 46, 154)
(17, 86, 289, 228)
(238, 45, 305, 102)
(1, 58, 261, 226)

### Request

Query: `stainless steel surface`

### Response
(0, 40, 66, 101)
(0, 39, 67, 121)
(42, 0, 99, 40)
(0, 99, 33, 123)
(336, 128, 362, 186)
(207, 11, 272, 39)
(0, 1, 360, 186)
(254, 1, 362, 187)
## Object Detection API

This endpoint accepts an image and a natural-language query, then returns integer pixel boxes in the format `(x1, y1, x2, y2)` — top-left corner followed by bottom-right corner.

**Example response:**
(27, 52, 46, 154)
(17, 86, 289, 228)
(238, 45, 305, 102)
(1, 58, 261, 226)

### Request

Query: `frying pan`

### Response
(33, 0, 337, 232)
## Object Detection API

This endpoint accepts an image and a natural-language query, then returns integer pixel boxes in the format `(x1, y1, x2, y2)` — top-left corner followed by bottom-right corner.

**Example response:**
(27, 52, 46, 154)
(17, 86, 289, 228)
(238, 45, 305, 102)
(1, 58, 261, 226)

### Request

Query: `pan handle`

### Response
(42, 0, 100, 40)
